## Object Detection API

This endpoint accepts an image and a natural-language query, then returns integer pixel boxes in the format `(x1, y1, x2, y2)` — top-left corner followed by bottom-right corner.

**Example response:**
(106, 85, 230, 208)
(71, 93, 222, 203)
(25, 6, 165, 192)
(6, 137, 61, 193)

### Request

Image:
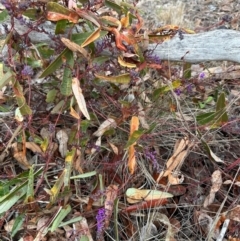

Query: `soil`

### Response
(136, 0, 240, 32)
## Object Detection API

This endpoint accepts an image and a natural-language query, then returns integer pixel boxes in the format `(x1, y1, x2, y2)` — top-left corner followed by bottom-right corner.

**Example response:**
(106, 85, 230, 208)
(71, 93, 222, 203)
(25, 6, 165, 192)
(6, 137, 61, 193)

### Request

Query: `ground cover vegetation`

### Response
(0, 0, 239, 240)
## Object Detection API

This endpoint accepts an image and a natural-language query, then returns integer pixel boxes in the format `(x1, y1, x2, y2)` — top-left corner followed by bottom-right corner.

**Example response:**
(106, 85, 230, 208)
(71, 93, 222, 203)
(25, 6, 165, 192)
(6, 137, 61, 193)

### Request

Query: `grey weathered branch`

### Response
(149, 29, 240, 63)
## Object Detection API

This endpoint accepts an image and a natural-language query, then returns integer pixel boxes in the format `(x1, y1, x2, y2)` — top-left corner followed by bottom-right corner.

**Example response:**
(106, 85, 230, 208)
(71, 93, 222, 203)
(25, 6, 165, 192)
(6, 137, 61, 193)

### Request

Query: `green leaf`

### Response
(70, 171, 97, 179)
(0, 71, 14, 89)
(11, 214, 25, 238)
(46, 89, 57, 103)
(0, 185, 27, 214)
(60, 50, 74, 96)
(104, 0, 122, 14)
(58, 216, 83, 228)
(95, 73, 131, 84)
(50, 205, 71, 232)
(125, 129, 145, 148)
(46, 2, 74, 16)
(80, 120, 91, 133)
(24, 166, 34, 204)
(48, 170, 65, 204)
(72, 31, 108, 45)
(144, 123, 157, 134)
(26, 58, 43, 68)
(114, 198, 119, 241)
(55, 19, 68, 34)
(92, 56, 111, 64)
(183, 63, 192, 79)
(40, 48, 70, 78)
(37, 44, 54, 59)
(153, 86, 167, 100)
(23, 8, 43, 20)
(51, 100, 65, 114)
(0, 183, 9, 197)
(0, 10, 8, 22)
(215, 92, 228, 124)
(64, 148, 76, 188)
(196, 112, 215, 125)
(1, 31, 13, 52)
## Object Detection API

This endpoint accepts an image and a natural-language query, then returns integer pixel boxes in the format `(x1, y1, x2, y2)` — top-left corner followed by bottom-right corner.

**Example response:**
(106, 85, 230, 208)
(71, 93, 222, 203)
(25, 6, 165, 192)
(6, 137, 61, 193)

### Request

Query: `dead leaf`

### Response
(12, 143, 31, 169)
(93, 118, 117, 137)
(108, 142, 118, 155)
(47, 11, 79, 23)
(81, 28, 101, 48)
(72, 78, 91, 120)
(105, 185, 118, 228)
(203, 170, 222, 208)
(128, 145, 136, 175)
(209, 149, 224, 163)
(126, 187, 173, 204)
(56, 130, 68, 158)
(25, 142, 43, 154)
(223, 180, 240, 187)
(61, 38, 90, 59)
(70, 106, 80, 119)
(120, 12, 130, 28)
(73, 149, 83, 173)
(157, 137, 192, 183)
(128, 116, 139, 174)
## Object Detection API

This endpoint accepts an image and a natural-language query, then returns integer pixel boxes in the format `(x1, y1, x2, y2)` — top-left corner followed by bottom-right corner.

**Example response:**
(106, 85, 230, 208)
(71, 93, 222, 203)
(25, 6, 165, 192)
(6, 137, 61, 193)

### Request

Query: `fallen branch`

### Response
(150, 29, 240, 63)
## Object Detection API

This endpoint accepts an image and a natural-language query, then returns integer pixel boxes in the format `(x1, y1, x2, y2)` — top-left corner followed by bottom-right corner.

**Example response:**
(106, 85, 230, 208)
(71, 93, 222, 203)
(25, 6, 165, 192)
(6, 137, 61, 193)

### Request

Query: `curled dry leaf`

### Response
(73, 149, 83, 173)
(223, 180, 240, 187)
(108, 142, 118, 155)
(203, 170, 222, 208)
(93, 118, 117, 137)
(157, 137, 192, 183)
(70, 106, 80, 119)
(12, 142, 31, 169)
(126, 187, 173, 204)
(168, 171, 184, 185)
(61, 37, 90, 59)
(155, 213, 177, 241)
(72, 78, 91, 120)
(118, 56, 136, 68)
(209, 149, 225, 163)
(56, 130, 68, 158)
(25, 142, 43, 154)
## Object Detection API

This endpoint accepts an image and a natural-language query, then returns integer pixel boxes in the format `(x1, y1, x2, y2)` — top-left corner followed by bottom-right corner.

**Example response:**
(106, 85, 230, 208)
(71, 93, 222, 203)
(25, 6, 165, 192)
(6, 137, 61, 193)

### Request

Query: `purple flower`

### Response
(96, 207, 105, 238)
(187, 84, 193, 93)
(21, 65, 33, 77)
(174, 88, 181, 96)
(145, 149, 161, 172)
(199, 72, 205, 79)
